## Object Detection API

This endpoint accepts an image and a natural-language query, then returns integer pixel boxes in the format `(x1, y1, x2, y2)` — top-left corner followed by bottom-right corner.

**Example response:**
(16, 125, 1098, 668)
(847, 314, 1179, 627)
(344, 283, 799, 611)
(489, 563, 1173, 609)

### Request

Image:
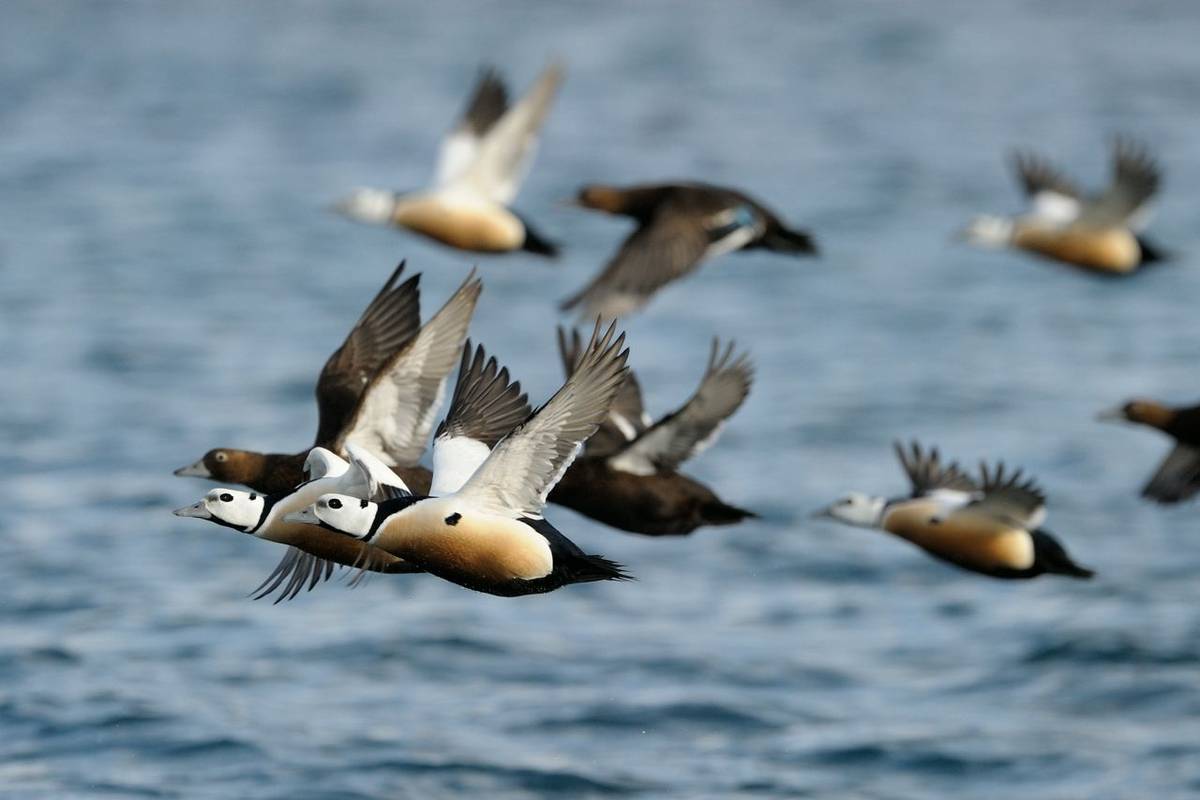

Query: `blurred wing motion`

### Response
(560, 214, 711, 320)
(609, 339, 752, 476)
(1012, 150, 1082, 225)
(1083, 136, 1161, 229)
(956, 460, 1047, 530)
(893, 441, 979, 501)
(445, 61, 564, 205)
(434, 68, 510, 187)
(456, 320, 629, 519)
(1141, 444, 1200, 504)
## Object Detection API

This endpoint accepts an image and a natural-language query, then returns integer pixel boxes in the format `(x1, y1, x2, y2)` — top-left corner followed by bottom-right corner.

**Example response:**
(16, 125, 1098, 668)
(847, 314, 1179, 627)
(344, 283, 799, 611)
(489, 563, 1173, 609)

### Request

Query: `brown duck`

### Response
(1099, 399, 1200, 503)
(548, 327, 757, 535)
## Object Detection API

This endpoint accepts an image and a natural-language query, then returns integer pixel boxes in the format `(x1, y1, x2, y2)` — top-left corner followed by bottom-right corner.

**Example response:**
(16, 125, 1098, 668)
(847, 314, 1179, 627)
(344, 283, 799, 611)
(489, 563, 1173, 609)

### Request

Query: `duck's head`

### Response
(957, 215, 1014, 248)
(333, 188, 398, 224)
(174, 488, 266, 533)
(1097, 398, 1176, 431)
(285, 493, 376, 539)
(574, 185, 626, 214)
(174, 448, 265, 485)
(811, 492, 886, 529)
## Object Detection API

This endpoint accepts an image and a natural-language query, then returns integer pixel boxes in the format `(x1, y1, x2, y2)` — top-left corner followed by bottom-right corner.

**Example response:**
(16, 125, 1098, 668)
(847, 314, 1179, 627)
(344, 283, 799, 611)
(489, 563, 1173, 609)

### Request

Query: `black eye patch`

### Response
(444, 513, 461, 526)
(249, 493, 257, 501)
(219, 493, 234, 503)
(328, 498, 343, 510)
(360, 498, 369, 508)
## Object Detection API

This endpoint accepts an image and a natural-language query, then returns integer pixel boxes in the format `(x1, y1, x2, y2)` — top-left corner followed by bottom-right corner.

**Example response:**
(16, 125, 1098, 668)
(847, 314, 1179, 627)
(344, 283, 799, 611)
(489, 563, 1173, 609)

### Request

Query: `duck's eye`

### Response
(249, 493, 257, 501)
(219, 493, 234, 503)
(215, 452, 228, 463)
(328, 498, 343, 510)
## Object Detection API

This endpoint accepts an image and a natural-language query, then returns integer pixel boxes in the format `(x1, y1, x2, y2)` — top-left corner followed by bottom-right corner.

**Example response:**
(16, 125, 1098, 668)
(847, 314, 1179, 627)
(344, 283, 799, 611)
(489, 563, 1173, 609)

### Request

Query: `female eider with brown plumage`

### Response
(334, 63, 562, 256)
(549, 327, 757, 535)
(960, 137, 1166, 275)
(1099, 398, 1200, 503)
(813, 442, 1093, 580)
(560, 181, 817, 319)
(174, 263, 480, 496)
(287, 322, 633, 598)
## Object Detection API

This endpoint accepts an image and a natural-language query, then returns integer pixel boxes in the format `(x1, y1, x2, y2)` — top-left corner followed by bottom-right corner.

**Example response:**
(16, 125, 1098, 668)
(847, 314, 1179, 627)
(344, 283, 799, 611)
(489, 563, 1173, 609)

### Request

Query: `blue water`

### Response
(4, 2, 1200, 797)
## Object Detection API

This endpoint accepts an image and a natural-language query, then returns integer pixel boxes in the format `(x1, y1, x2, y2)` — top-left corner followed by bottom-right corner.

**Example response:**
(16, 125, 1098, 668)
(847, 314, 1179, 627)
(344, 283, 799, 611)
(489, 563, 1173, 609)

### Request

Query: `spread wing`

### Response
(339, 271, 482, 466)
(248, 540, 422, 604)
(429, 341, 532, 495)
(433, 68, 509, 188)
(1011, 150, 1082, 225)
(558, 325, 648, 455)
(893, 441, 979, 500)
(1141, 443, 1200, 504)
(454, 320, 630, 519)
(559, 212, 712, 320)
(447, 61, 563, 205)
(955, 460, 1047, 530)
(608, 339, 752, 475)
(314, 263, 422, 447)
(1081, 136, 1161, 229)
(342, 443, 413, 501)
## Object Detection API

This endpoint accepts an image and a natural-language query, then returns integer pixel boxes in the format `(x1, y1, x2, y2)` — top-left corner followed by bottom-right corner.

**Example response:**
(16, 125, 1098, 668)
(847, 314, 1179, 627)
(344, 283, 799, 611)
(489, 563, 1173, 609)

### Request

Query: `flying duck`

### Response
(174, 445, 423, 602)
(960, 137, 1166, 274)
(560, 181, 817, 319)
(286, 322, 632, 597)
(174, 263, 480, 496)
(334, 63, 562, 256)
(813, 442, 1093, 580)
(548, 327, 757, 535)
(1098, 398, 1200, 503)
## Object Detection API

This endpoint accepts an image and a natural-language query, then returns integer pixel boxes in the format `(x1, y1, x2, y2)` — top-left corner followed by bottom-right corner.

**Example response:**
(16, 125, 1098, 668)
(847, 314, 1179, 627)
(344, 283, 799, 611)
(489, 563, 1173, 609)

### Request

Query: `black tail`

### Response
(701, 501, 758, 526)
(563, 552, 633, 584)
(760, 225, 818, 256)
(1136, 234, 1168, 265)
(1032, 530, 1094, 579)
(517, 214, 559, 258)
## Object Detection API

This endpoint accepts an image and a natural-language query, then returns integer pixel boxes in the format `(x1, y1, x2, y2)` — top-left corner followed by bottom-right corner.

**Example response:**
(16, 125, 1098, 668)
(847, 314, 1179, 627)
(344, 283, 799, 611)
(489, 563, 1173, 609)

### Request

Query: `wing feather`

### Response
(455, 320, 630, 518)
(609, 339, 752, 475)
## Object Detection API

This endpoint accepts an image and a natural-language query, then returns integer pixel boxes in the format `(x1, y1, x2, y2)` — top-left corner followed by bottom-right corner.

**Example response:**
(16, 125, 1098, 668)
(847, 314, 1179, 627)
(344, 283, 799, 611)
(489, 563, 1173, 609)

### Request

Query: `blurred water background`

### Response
(3, 1, 1200, 797)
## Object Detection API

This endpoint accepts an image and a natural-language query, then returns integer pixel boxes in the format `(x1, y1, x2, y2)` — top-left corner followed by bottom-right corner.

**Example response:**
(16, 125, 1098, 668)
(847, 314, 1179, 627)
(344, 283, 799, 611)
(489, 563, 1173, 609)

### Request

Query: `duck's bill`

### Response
(173, 502, 212, 520)
(1096, 406, 1125, 422)
(174, 460, 211, 479)
(284, 508, 319, 525)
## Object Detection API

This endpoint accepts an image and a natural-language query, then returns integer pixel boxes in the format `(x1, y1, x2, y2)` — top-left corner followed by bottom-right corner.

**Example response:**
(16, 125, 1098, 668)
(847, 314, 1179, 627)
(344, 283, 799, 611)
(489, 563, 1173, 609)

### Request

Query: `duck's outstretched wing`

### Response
(434, 68, 510, 188)
(1083, 136, 1161, 229)
(557, 326, 647, 455)
(1141, 443, 1200, 504)
(893, 441, 978, 500)
(455, 320, 629, 519)
(960, 460, 1047, 530)
(609, 339, 752, 475)
(339, 270, 481, 466)
(560, 213, 711, 320)
(450, 61, 564, 205)
(315, 262, 422, 446)
(1011, 150, 1082, 225)
(429, 341, 531, 495)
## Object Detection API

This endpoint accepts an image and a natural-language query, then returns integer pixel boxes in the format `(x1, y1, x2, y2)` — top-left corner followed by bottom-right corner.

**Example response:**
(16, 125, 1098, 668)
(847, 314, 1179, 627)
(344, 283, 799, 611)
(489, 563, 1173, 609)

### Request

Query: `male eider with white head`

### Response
(549, 327, 757, 535)
(813, 442, 1093, 580)
(960, 137, 1166, 275)
(334, 63, 562, 256)
(1099, 398, 1200, 503)
(175, 263, 480, 496)
(287, 322, 633, 597)
(560, 181, 817, 319)
(174, 446, 424, 602)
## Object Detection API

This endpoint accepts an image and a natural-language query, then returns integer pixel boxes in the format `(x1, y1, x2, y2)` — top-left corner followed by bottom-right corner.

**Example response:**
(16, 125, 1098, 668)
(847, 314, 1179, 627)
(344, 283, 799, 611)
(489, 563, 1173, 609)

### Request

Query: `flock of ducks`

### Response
(173, 61, 1182, 600)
